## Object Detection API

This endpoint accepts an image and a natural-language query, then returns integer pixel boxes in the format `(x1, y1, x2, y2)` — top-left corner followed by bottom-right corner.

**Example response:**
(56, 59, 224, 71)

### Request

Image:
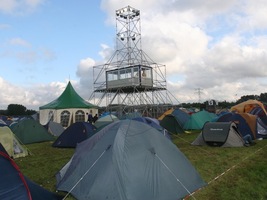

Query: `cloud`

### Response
(76, 57, 96, 98)
(0, 23, 11, 30)
(9, 37, 31, 47)
(3, 0, 267, 111)
(97, 0, 267, 104)
(0, 77, 69, 110)
(0, 0, 45, 15)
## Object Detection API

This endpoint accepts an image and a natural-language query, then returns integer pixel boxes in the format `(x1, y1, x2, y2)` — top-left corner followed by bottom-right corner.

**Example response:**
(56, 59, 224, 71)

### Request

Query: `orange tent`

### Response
(158, 108, 174, 121)
(231, 99, 267, 115)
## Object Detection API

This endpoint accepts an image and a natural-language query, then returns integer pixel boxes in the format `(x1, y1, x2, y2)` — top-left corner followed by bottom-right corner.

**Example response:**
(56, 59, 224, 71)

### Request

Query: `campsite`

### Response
(1, 87, 267, 199)
(14, 131, 267, 200)
(0, 2, 267, 200)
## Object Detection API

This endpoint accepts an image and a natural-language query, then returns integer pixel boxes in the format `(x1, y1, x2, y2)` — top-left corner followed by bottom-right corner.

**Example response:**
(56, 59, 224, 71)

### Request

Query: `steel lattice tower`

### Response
(89, 6, 177, 118)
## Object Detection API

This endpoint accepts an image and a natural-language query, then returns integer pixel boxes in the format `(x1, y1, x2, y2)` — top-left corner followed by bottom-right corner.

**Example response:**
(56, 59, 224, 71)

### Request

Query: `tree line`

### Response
(0, 93, 266, 116)
(180, 93, 267, 110)
(0, 104, 37, 116)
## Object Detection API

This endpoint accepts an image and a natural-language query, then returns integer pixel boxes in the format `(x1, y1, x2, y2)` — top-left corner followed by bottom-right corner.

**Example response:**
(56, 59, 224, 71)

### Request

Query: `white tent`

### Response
(39, 81, 97, 128)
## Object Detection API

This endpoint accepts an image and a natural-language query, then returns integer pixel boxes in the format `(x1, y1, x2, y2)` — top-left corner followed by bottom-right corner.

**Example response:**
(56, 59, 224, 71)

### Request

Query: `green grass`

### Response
(16, 134, 267, 200)
(172, 133, 267, 200)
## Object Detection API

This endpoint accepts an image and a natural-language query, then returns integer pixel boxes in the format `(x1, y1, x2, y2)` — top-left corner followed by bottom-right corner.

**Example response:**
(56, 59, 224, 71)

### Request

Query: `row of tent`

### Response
(1, 99, 266, 159)
(52, 115, 170, 148)
(1, 99, 267, 199)
(51, 101, 267, 198)
(1, 99, 267, 159)
(0, 114, 170, 158)
(158, 99, 267, 139)
(1, 117, 207, 200)
(0, 118, 56, 159)
(159, 109, 217, 134)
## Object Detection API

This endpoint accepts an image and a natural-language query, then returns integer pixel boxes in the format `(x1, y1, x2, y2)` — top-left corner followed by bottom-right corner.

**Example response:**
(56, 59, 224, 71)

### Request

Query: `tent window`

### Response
(61, 110, 70, 127)
(75, 110, 85, 122)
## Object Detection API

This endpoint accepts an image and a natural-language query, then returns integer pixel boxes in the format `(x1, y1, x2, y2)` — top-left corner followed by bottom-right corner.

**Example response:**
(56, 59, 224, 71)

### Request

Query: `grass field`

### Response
(16, 132, 267, 200)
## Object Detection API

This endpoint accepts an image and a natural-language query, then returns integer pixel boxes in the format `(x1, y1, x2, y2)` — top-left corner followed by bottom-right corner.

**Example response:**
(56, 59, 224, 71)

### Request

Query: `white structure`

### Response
(39, 81, 97, 127)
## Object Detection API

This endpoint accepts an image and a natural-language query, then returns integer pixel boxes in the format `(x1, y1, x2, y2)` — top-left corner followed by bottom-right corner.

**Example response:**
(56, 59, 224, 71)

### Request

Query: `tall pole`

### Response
(195, 88, 203, 103)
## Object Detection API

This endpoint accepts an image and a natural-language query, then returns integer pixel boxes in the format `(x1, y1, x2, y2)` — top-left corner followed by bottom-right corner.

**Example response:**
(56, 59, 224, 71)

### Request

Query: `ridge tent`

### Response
(216, 112, 257, 139)
(56, 119, 206, 200)
(0, 143, 62, 200)
(183, 110, 216, 130)
(192, 122, 245, 147)
(10, 119, 54, 144)
(39, 81, 98, 128)
(0, 126, 28, 158)
(52, 122, 97, 148)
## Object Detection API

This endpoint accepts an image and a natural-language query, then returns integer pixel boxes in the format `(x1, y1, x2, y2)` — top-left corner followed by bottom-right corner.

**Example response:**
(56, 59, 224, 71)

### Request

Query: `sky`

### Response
(1, 0, 267, 110)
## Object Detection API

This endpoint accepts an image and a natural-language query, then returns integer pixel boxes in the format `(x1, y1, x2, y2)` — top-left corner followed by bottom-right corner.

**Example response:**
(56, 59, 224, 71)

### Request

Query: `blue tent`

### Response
(133, 117, 170, 139)
(56, 120, 206, 200)
(172, 108, 190, 127)
(158, 108, 189, 134)
(52, 122, 96, 148)
(216, 112, 257, 139)
(0, 143, 62, 200)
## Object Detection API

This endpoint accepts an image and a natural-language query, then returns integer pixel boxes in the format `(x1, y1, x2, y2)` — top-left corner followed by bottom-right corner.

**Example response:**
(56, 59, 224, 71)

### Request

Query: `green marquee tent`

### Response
(39, 81, 98, 127)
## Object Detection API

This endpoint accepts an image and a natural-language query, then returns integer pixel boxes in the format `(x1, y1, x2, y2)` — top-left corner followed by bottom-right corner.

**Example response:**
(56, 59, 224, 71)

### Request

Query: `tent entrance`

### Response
(202, 122, 233, 147)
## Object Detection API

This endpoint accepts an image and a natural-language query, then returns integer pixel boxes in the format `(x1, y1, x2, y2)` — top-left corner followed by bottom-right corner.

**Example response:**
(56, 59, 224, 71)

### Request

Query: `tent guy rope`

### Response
(153, 151, 196, 200)
(184, 143, 267, 199)
(62, 144, 112, 200)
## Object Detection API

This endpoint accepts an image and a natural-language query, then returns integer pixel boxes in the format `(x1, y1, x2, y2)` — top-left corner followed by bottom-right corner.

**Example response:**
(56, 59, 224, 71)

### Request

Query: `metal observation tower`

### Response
(89, 6, 177, 118)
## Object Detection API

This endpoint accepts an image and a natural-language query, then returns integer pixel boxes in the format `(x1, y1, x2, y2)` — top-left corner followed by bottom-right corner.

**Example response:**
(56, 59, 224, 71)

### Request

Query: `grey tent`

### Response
(192, 122, 245, 147)
(94, 114, 119, 129)
(45, 121, 65, 136)
(56, 119, 206, 200)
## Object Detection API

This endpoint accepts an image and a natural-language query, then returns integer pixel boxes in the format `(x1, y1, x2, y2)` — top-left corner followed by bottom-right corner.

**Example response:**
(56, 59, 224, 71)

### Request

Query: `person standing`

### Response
(87, 112, 93, 124)
(93, 114, 98, 123)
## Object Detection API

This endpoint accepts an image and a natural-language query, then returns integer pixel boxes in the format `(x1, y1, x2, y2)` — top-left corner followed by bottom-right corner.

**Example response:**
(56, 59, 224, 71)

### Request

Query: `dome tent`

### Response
(52, 122, 97, 148)
(39, 81, 98, 128)
(0, 143, 63, 200)
(0, 126, 28, 158)
(11, 119, 54, 144)
(56, 120, 206, 200)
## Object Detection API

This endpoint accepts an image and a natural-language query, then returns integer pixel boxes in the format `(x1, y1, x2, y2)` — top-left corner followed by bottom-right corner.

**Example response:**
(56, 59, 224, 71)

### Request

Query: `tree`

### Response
(259, 93, 267, 104)
(7, 104, 27, 116)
